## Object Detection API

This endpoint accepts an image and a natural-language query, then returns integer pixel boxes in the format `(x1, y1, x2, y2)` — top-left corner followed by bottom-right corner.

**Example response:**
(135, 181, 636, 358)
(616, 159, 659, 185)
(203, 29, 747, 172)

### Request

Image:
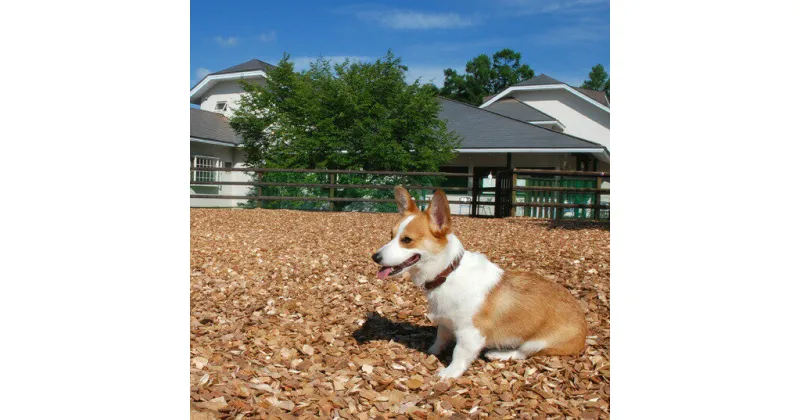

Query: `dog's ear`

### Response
(426, 190, 452, 236)
(394, 186, 418, 214)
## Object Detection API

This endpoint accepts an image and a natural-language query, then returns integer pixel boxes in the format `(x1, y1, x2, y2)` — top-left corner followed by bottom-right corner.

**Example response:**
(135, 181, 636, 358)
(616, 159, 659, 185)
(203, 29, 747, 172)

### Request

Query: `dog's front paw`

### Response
(437, 365, 466, 379)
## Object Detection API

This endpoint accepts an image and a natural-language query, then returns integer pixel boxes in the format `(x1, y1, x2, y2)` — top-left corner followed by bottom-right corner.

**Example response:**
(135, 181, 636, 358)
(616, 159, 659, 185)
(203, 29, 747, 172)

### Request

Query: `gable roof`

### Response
(209, 59, 275, 77)
(190, 108, 242, 145)
(512, 74, 609, 108)
(483, 98, 560, 123)
(190, 59, 274, 104)
(481, 74, 610, 113)
(438, 97, 606, 155)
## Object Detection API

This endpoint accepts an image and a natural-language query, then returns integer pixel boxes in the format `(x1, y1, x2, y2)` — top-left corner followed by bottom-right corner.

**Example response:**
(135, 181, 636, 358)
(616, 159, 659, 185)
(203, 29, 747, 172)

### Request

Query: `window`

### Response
(214, 101, 228, 112)
(192, 156, 220, 183)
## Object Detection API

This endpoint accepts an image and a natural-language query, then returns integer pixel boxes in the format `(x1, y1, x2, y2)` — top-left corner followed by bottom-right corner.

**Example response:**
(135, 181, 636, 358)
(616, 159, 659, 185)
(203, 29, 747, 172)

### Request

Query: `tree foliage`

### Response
(581, 64, 609, 92)
(439, 48, 534, 106)
(230, 51, 459, 171)
(228, 51, 460, 211)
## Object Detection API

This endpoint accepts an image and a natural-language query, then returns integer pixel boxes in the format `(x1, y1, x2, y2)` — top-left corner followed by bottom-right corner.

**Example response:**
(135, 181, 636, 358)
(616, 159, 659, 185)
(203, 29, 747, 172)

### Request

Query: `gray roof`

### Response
(573, 87, 610, 107)
(483, 98, 559, 123)
(191, 59, 275, 92)
(189, 97, 604, 150)
(437, 98, 604, 150)
(514, 74, 566, 87)
(190, 108, 242, 145)
(209, 59, 274, 76)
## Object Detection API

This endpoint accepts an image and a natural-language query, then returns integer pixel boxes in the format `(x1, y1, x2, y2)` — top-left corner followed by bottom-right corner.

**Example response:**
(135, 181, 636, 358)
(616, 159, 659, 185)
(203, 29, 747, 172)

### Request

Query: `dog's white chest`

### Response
(423, 252, 503, 330)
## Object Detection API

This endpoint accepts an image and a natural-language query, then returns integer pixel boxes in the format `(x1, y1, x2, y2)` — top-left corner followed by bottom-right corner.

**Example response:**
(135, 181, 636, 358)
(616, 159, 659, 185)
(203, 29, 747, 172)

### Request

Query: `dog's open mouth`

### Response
(376, 254, 421, 280)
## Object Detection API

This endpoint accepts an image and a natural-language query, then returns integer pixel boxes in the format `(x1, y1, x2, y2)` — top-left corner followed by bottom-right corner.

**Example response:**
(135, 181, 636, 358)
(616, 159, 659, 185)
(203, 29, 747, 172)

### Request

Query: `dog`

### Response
(371, 186, 587, 379)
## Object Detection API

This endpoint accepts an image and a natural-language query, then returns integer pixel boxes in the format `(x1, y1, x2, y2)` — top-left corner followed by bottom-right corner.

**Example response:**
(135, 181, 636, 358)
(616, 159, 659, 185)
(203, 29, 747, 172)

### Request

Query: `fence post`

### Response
(329, 173, 336, 211)
(554, 175, 562, 221)
(594, 176, 602, 220)
(255, 171, 261, 209)
(510, 169, 517, 217)
(470, 170, 479, 217)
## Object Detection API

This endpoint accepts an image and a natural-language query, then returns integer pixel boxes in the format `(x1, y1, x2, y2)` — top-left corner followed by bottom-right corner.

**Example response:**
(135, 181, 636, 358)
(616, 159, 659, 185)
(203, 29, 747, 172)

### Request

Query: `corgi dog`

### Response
(371, 186, 587, 379)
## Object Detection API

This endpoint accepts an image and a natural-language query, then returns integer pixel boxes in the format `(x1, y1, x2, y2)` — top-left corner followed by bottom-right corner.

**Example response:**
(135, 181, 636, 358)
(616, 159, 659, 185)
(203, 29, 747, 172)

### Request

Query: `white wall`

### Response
(198, 78, 265, 118)
(514, 90, 610, 149)
(190, 143, 250, 207)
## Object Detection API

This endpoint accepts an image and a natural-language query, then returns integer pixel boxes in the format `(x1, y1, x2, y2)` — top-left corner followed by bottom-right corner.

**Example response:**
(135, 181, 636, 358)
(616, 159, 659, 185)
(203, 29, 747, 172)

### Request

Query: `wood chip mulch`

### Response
(190, 209, 610, 419)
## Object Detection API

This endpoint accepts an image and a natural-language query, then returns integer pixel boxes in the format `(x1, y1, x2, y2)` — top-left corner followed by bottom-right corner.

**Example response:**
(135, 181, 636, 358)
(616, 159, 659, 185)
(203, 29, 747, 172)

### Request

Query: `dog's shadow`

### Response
(351, 312, 453, 364)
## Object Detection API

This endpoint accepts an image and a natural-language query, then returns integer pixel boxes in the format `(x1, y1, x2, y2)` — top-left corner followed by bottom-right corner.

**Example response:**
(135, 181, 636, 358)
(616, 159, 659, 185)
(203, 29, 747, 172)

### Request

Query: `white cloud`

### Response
(196, 68, 211, 80)
(214, 36, 238, 47)
(355, 9, 477, 29)
(259, 31, 277, 43)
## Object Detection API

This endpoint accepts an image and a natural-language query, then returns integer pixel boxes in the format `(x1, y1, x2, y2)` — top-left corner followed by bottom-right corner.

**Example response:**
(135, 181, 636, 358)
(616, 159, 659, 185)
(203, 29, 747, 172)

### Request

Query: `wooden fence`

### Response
(190, 167, 610, 220)
(510, 169, 610, 221)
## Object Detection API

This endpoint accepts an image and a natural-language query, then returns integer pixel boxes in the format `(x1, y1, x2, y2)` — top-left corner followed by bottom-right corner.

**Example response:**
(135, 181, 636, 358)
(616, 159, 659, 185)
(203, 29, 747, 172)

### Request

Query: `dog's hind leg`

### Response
(485, 349, 525, 360)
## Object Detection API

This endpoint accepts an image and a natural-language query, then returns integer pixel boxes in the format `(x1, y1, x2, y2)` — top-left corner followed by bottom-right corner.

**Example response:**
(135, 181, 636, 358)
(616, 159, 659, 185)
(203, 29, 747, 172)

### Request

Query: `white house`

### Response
(481, 74, 610, 154)
(189, 59, 610, 215)
(190, 60, 270, 207)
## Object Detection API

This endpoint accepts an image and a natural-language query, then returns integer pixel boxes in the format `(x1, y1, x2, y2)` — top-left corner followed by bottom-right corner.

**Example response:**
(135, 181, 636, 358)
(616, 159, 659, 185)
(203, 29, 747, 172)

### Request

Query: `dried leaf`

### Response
(192, 356, 208, 369)
(196, 396, 227, 411)
(406, 378, 423, 390)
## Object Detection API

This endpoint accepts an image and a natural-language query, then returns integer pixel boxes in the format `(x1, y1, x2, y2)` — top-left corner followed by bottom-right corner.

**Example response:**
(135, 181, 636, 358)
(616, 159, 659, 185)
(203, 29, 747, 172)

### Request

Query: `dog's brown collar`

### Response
(424, 254, 463, 291)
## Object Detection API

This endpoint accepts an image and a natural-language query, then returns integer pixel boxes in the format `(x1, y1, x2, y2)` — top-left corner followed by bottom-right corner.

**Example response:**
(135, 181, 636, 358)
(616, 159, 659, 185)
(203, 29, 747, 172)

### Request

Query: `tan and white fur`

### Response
(371, 186, 587, 379)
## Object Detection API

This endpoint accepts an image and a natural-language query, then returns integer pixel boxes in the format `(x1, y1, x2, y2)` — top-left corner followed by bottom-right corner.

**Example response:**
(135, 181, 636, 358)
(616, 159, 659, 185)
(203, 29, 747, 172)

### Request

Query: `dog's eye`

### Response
(401, 236, 412, 244)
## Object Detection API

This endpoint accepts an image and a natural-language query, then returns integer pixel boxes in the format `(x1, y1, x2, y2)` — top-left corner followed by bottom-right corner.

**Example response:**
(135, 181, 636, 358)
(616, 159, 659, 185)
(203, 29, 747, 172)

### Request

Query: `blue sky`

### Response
(190, 0, 609, 89)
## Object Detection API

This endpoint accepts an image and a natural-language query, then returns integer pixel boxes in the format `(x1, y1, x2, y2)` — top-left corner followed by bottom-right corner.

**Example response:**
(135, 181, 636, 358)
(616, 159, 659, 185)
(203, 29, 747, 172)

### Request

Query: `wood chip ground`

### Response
(190, 209, 610, 419)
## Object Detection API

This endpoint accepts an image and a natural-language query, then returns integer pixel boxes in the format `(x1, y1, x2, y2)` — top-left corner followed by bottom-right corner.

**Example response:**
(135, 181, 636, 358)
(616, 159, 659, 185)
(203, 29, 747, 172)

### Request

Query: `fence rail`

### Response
(190, 166, 610, 220)
(510, 168, 610, 220)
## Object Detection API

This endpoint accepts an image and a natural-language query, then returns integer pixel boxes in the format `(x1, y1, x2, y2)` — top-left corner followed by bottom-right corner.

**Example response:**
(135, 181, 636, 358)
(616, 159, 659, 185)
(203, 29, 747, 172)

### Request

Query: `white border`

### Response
(189, 70, 267, 102)
(190, 136, 240, 147)
(480, 84, 610, 112)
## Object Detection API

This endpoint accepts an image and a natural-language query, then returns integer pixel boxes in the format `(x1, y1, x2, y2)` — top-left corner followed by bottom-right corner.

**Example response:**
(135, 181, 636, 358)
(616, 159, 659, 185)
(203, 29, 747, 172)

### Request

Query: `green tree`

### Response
(491, 48, 534, 92)
(604, 79, 610, 100)
(581, 64, 609, 91)
(229, 51, 461, 211)
(440, 48, 534, 106)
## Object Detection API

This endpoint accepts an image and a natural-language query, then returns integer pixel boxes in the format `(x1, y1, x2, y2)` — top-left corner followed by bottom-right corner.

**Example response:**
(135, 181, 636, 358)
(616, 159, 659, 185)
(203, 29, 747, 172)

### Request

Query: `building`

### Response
(189, 59, 610, 215)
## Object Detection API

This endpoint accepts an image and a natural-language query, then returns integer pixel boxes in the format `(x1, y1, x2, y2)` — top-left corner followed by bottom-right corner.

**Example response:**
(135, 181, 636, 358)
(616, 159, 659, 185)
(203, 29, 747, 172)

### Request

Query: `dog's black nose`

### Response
(371, 252, 382, 263)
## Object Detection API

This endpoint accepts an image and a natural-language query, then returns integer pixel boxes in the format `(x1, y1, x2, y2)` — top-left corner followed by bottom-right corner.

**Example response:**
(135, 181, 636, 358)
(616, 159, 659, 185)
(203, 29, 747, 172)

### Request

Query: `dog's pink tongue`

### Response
(377, 267, 392, 280)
